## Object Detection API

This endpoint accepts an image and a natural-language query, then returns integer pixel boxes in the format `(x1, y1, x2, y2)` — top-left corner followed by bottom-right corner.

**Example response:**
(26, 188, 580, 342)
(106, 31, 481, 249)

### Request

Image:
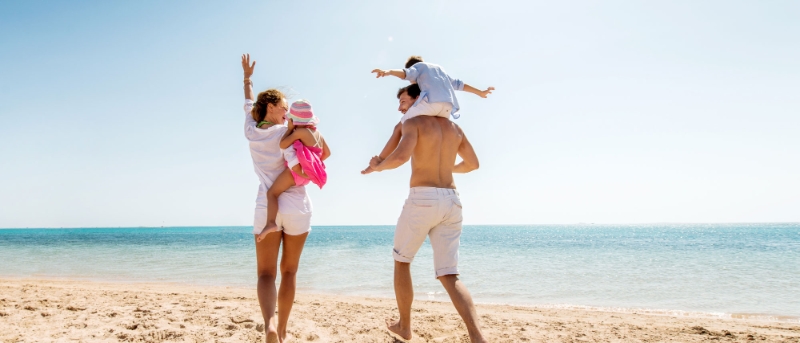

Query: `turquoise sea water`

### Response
(1, 224, 798, 320)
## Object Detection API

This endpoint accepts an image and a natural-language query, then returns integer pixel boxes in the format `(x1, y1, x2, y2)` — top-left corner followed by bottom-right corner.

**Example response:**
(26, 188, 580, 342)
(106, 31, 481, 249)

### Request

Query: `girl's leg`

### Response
(254, 232, 282, 343)
(291, 163, 310, 179)
(259, 169, 297, 242)
(277, 231, 309, 342)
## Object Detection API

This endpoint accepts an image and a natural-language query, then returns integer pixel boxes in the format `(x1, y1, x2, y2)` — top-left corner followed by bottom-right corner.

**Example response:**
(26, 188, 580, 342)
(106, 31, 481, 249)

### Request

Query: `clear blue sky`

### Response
(1, 0, 799, 228)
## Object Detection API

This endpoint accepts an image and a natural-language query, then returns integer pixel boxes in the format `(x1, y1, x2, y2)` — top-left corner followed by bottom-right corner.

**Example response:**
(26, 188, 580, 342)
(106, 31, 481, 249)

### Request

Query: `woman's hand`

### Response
(287, 119, 295, 132)
(242, 54, 256, 79)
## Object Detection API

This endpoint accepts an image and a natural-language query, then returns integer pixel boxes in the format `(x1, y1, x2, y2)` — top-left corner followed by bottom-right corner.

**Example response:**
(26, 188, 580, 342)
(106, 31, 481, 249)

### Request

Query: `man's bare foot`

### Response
(386, 318, 412, 340)
(266, 317, 279, 343)
(279, 332, 293, 343)
(257, 223, 279, 242)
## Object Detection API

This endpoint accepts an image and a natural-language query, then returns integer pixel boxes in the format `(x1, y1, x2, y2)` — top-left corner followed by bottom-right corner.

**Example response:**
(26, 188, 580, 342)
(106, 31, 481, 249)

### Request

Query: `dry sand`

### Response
(1, 278, 799, 342)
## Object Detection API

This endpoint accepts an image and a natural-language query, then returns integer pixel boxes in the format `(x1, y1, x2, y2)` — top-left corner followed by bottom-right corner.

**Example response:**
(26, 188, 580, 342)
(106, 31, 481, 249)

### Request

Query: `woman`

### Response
(241, 54, 325, 343)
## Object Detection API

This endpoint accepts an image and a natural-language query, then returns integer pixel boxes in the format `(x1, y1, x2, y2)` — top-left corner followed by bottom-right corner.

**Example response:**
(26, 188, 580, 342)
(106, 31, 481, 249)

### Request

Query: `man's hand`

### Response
(362, 156, 384, 174)
(371, 69, 388, 78)
(478, 87, 495, 98)
(242, 54, 256, 79)
(369, 156, 383, 169)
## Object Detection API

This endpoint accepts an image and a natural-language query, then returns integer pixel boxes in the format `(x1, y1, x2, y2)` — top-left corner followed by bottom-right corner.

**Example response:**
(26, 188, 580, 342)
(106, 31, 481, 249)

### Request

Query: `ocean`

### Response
(1, 224, 798, 321)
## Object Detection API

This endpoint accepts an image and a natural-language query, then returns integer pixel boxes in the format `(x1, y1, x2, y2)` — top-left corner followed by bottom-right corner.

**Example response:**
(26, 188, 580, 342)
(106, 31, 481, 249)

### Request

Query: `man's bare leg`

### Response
(387, 260, 414, 340)
(439, 274, 488, 343)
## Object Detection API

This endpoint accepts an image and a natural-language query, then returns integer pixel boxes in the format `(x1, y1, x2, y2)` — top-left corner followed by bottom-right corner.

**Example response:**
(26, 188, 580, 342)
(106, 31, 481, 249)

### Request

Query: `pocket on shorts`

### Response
(409, 199, 439, 208)
(450, 197, 463, 209)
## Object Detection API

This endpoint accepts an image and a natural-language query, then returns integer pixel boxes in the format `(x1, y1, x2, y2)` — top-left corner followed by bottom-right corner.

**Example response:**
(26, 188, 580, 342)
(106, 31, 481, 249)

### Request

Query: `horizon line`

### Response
(2, 222, 799, 230)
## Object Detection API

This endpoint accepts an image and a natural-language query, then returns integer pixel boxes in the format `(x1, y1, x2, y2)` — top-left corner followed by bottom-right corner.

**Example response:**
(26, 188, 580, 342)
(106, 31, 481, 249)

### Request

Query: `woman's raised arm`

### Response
(242, 54, 256, 101)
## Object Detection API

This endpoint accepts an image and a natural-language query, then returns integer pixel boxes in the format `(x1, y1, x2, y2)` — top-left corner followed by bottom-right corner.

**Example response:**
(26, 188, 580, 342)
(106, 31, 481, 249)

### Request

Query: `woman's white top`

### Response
(244, 100, 312, 232)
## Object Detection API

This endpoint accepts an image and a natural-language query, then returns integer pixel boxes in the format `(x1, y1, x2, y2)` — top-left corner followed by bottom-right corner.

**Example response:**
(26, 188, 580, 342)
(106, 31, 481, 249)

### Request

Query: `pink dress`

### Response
(289, 134, 327, 188)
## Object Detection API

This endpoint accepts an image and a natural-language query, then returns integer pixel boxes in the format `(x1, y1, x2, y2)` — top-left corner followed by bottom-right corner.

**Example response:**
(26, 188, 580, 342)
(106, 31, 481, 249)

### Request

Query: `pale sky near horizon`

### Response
(1, 0, 799, 228)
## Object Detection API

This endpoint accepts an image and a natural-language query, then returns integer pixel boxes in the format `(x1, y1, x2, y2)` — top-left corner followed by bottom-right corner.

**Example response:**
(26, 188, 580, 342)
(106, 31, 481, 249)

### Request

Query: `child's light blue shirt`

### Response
(403, 62, 464, 119)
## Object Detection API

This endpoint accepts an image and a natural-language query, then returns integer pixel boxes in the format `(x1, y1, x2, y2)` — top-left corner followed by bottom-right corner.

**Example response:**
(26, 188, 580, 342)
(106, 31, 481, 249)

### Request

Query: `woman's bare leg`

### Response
(259, 170, 297, 242)
(255, 232, 282, 342)
(277, 231, 308, 342)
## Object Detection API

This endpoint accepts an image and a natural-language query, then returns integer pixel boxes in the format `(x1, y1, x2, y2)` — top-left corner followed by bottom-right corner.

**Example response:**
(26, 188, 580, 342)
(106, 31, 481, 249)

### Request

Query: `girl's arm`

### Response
(280, 131, 304, 149)
(321, 135, 331, 161)
(279, 120, 298, 148)
(242, 54, 256, 101)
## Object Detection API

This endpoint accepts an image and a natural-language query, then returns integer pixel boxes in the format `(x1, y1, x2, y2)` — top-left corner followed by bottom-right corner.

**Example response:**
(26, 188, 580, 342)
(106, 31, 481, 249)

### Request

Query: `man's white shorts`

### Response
(393, 187, 463, 278)
(401, 100, 453, 123)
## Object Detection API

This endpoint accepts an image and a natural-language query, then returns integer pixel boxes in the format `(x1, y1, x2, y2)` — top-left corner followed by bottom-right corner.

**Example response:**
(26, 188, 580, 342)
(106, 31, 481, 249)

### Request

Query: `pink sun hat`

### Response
(288, 99, 319, 126)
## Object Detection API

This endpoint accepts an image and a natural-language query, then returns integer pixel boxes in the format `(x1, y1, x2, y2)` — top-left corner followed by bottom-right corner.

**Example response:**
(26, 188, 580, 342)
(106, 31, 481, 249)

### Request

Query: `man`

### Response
(363, 84, 487, 342)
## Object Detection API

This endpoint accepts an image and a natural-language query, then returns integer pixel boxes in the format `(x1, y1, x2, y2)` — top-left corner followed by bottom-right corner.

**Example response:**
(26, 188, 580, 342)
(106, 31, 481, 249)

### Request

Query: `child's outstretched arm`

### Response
(371, 69, 406, 79)
(448, 74, 494, 98)
(462, 84, 495, 98)
(361, 122, 403, 175)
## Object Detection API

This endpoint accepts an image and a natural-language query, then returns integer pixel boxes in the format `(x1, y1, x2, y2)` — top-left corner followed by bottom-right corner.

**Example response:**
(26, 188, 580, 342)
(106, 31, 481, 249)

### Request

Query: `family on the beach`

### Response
(240, 53, 494, 343)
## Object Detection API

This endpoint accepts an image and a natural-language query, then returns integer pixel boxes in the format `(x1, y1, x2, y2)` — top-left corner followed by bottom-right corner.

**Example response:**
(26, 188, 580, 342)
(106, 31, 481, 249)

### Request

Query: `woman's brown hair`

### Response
(251, 89, 285, 122)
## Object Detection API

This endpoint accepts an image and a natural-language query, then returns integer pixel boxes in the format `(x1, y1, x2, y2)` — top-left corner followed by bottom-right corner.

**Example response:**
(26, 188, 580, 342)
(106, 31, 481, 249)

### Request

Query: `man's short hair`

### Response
(405, 55, 424, 69)
(397, 84, 421, 99)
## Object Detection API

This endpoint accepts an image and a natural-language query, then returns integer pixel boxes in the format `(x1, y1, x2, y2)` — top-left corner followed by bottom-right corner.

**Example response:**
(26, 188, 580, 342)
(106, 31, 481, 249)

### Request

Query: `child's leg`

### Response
(402, 100, 453, 122)
(401, 99, 433, 123)
(431, 102, 453, 119)
(258, 169, 297, 242)
(291, 163, 310, 179)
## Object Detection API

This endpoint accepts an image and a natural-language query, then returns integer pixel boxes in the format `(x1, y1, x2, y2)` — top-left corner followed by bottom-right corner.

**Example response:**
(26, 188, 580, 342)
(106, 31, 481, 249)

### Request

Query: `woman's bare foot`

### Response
(266, 317, 279, 343)
(386, 318, 412, 341)
(257, 223, 279, 242)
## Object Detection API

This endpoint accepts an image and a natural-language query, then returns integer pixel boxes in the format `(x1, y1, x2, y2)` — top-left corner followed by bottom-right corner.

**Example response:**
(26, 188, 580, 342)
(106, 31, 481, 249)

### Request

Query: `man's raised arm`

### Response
(454, 127, 479, 173)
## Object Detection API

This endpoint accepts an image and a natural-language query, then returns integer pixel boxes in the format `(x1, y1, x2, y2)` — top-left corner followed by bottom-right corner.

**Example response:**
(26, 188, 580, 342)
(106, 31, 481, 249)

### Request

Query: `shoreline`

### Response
(2, 275, 798, 325)
(2, 278, 799, 342)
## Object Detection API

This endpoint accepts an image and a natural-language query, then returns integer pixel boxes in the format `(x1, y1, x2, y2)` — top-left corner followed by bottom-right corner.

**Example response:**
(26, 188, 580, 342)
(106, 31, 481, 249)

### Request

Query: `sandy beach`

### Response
(0, 279, 797, 342)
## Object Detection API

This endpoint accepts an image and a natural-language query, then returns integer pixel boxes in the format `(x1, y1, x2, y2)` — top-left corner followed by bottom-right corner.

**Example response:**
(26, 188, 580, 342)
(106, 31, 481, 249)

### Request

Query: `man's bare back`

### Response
(407, 116, 461, 188)
(368, 115, 478, 184)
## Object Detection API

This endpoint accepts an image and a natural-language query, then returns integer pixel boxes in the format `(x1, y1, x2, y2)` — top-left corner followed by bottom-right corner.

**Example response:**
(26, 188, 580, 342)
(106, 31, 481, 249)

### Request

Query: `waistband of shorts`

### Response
(409, 187, 459, 196)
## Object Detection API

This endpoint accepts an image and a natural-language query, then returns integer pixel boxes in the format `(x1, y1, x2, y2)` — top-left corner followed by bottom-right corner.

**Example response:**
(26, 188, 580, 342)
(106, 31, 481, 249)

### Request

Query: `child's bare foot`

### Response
(257, 223, 279, 242)
(386, 318, 412, 341)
